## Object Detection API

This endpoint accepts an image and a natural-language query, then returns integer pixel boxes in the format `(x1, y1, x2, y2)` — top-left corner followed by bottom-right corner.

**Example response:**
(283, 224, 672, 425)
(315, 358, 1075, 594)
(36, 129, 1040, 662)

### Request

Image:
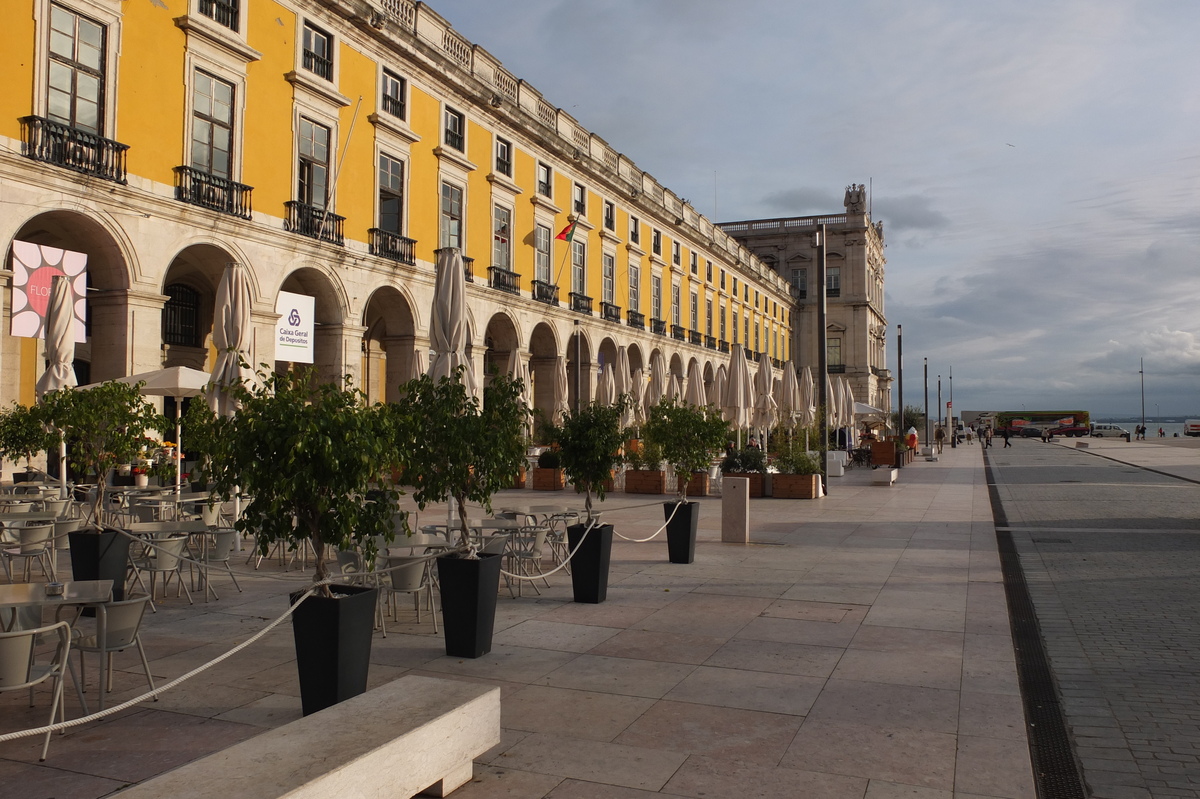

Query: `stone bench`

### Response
(1075, 441, 1089, 449)
(115, 675, 500, 799)
(873, 468, 899, 486)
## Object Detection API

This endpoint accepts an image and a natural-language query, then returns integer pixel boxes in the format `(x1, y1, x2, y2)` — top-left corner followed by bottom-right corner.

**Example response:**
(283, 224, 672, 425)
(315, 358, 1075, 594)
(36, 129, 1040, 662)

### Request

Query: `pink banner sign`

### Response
(10, 240, 87, 341)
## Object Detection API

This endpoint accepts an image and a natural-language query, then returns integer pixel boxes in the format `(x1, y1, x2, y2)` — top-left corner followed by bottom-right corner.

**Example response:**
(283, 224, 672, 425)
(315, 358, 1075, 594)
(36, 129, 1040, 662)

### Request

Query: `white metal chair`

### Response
(506, 527, 550, 597)
(128, 534, 193, 610)
(1, 523, 56, 583)
(381, 555, 437, 635)
(0, 621, 84, 760)
(71, 594, 155, 705)
(194, 529, 242, 599)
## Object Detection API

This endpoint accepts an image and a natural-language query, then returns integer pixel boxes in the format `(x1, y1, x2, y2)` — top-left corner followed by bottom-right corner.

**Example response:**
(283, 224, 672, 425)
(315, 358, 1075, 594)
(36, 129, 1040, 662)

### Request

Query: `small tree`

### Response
(891, 405, 925, 436)
(396, 369, 528, 551)
(41, 381, 165, 523)
(551, 397, 628, 522)
(642, 398, 728, 501)
(197, 368, 398, 589)
(0, 403, 56, 475)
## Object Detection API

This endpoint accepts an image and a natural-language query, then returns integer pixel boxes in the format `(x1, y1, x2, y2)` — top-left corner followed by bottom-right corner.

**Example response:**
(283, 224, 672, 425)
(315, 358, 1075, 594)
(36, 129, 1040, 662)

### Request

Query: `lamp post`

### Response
(816, 225, 828, 493)
(923, 357, 929, 447)
(1140, 357, 1145, 436)
(948, 365, 955, 448)
(896, 325, 903, 437)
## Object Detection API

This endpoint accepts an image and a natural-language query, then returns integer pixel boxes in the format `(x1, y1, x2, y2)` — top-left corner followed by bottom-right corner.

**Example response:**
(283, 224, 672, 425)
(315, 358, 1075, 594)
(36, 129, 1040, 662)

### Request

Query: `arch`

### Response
(528, 321, 559, 434)
(278, 266, 349, 384)
(565, 326, 594, 409)
(483, 311, 520, 384)
(668, 352, 684, 379)
(626, 342, 645, 376)
(159, 242, 243, 372)
(361, 285, 417, 403)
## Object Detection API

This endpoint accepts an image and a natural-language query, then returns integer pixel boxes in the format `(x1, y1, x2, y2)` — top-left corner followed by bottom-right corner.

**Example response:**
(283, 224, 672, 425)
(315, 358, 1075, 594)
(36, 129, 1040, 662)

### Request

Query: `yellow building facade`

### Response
(0, 0, 793, 427)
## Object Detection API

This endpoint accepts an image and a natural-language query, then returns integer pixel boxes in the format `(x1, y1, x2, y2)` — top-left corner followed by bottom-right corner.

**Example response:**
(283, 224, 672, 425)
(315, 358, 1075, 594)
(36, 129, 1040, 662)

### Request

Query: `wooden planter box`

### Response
(871, 441, 898, 467)
(625, 469, 665, 495)
(772, 473, 821, 499)
(676, 471, 709, 497)
(723, 471, 763, 497)
(532, 468, 564, 490)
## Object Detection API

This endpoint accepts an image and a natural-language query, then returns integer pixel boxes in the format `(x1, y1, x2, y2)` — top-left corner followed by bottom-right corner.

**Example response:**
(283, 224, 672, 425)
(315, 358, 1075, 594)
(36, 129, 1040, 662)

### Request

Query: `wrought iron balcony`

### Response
(369, 229, 416, 265)
(749, 350, 762, 363)
(772, 357, 782, 368)
(626, 310, 645, 330)
(199, 0, 239, 31)
(303, 49, 332, 80)
(174, 167, 253, 219)
(463, 257, 475, 282)
(569, 292, 593, 315)
(20, 116, 129, 184)
(828, 364, 846, 373)
(670, 324, 686, 341)
(827, 287, 841, 298)
(718, 339, 730, 353)
(600, 301, 622, 323)
(488, 266, 520, 295)
(705, 335, 717, 350)
(284, 201, 344, 245)
(532, 280, 559, 306)
(650, 318, 666, 335)
(689, 330, 702, 345)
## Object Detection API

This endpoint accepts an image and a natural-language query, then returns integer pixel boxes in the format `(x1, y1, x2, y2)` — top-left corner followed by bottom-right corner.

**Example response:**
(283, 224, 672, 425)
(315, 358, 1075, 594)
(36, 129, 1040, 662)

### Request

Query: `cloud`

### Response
(759, 187, 842, 217)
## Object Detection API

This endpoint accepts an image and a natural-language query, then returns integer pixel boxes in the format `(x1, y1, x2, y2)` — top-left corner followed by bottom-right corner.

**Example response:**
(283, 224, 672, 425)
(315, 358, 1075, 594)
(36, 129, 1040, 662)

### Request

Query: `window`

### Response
(381, 70, 406, 119)
(628, 264, 640, 312)
(671, 241, 680, 265)
(690, 292, 698, 329)
(443, 107, 464, 151)
(744, 316, 750, 347)
(652, 229, 662, 256)
(744, 285, 749, 302)
(537, 162, 552, 197)
(297, 117, 330, 208)
(828, 337, 842, 366)
(302, 22, 332, 81)
(791, 268, 807, 297)
(378, 153, 404, 234)
(732, 277, 738, 295)
(706, 298, 713, 336)
(571, 241, 586, 295)
(534, 224, 551, 283)
(47, 3, 106, 134)
(493, 205, 511, 269)
(706, 260, 713, 283)
(733, 311, 739, 343)
(573, 183, 586, 215)
(671, 285, 680, 326)
(162, 284, 201, 347)
(755, 290, 760, 308)
(690, 251, 697, 273)
(602, 253, 614, 303)
(720, 269, 726, 290)
(651, 275, 662, 319)
(495, 137, 512, 177)
(440, 181, 463, 249)
(191, 70, 234, 178)
(199, 0, 239, 32)
(754, 321, 760, 351)
(629, 216, 640, 244)
(720, 306, 726, 340)
(603, 200, 615, 230)
(827, 267, 841, 297)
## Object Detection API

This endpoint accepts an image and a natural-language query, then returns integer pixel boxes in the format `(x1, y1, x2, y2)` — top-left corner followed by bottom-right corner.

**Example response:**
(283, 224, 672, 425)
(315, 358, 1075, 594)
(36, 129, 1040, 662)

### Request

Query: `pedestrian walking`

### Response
(1002, 427, 1011, 447)
(985, 427, 994, 447)
(966, 427, 974, 445)
(934, 426, 945, 454)
(1159, 427, 1165, 438)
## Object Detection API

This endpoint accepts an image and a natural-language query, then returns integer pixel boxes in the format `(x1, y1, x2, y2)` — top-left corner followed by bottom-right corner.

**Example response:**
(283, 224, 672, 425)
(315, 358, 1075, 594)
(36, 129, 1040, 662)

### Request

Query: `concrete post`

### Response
(722, 476, 749, 544)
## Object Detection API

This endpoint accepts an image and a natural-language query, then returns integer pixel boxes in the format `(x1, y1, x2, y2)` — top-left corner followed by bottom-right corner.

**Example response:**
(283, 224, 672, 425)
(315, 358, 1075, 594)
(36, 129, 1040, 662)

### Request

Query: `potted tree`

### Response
(394, 369, 528, 658)
(41, 381, 165, 603)
(0, 402, 56, 482)
(770, 449, 823, 498)
(194, 368, 398, 716)
(550, 398, 627, 603)
(642, 398, 728, 564)
(532, 449, 565, 490)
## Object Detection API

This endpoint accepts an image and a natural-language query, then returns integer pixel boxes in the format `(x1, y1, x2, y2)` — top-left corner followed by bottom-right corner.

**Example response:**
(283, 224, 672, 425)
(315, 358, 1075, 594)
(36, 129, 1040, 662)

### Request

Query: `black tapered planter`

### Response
(290, 583, 377, 716)
(69, 527, 132, 603)
(663, 501, 699, 564)
(566, 522, 613, 604)
(437, 552, 502, 658)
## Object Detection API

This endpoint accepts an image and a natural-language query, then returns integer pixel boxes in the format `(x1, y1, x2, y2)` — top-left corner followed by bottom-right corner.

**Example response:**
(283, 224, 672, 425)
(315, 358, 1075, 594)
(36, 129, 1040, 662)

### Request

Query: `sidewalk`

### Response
(0, 443, 1033, 798)
(1050, 434, 1200, 483)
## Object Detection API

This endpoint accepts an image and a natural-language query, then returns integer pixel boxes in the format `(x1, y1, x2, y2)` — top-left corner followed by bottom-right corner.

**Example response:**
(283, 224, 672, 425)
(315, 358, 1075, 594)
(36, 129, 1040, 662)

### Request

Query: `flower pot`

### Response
(532, 468, 565, 490)
(566, 522, 613, 604)
(437, 552, 502, 658)
(625, 469, 665, 494)
(69, 526, 133, 604)
(771, 473, 821, 499)
(289, 583, 377, 716)
(134, 473, 149, 487)
(663, 500, 699, 564)
(677, 471, 709, 497)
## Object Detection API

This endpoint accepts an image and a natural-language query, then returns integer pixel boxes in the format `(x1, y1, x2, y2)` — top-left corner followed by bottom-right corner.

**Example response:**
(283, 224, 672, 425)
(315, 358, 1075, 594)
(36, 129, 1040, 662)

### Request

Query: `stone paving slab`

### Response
(0, 444, 1034, 797)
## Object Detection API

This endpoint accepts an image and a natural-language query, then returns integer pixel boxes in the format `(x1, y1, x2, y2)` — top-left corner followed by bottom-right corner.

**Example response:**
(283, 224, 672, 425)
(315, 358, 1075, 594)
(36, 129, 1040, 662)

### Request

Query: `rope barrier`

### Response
(612, 498, 683, 542)
(498, 517, 598, 582)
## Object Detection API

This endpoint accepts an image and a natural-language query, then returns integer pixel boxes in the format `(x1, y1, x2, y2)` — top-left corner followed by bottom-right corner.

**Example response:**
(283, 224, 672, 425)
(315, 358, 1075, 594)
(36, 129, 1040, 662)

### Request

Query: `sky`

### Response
(431, 0, 1200, 417)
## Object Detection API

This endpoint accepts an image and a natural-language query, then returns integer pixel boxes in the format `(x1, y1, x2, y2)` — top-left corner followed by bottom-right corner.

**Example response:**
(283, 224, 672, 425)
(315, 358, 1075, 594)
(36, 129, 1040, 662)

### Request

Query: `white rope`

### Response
(0, 580, 332, 743)
(612, 499, 683, 542)
(498, 517, 598, 581)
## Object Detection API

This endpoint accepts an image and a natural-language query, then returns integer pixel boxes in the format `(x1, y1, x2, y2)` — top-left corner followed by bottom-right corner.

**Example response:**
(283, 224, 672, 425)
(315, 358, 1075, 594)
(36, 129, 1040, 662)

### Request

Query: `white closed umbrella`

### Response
(752, 355, 778, 451)
(722, 344, 753, 448)
(552, 356, 570, 425)
(595, 363, 614, 407)
(429, 248, 476, 398)
(614, 347, 632, 427)
(645, 352, 666, 412)
(666, 372, 682, 402)
(825, 372, 839, 432)
(684, 361, 706, 407)
(506, 349, 531, 438)
(841, 377, 857, 435)
(797, 366, 815, 429)
(778, 362, 800, 432)
(712, 365, 727, 409)
(629, 367, 646, 428)
(207, 263, 250, 418)
(37, 275, 78, 498)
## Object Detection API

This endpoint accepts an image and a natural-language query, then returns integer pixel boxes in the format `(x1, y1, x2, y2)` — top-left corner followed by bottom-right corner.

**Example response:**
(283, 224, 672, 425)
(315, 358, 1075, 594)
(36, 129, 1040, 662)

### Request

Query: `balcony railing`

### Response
(689, 330, 702, 346)
(718, 339, 730, 353)
(600, 301, 621, 323)
(705, 335, 717, 350)
(532, 280, 559, 306)
(828, 364, 846, 374)
(199, 0, 239, 31)
(488, 266, 520, 295)
(284, 201, 344, 245)
(626, 310, 645, 330)
(827, 287, 841, 298)
(651, 318, 666, 335)
(569, 292, 593, 315)
(369, 229, 416, 265)
(463, 257, 475, 282)
(772, 357, 782, 368)
(174, 166, 253, 219)
(303, 49, 332, 80)
(20, 116, 129, 184)
(670, 324, 686, 341)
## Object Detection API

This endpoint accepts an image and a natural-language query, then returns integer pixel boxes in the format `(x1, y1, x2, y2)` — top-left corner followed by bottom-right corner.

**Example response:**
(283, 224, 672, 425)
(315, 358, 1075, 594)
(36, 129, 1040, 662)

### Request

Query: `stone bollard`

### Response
(722, 476, 749, 543)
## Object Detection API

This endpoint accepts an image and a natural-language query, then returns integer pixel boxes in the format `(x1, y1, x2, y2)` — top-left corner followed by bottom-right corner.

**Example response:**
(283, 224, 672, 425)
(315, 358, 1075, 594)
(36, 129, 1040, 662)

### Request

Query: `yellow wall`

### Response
(117, 1, 187, 185)
(242, 1, 298, 218)
(0, 6, 36, 140)
(407, 87, 441, 264)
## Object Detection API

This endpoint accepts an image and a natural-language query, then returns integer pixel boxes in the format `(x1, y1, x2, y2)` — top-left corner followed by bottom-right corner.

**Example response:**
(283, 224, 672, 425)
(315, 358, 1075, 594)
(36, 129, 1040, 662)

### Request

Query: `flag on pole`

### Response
(555, 220, 577, 242)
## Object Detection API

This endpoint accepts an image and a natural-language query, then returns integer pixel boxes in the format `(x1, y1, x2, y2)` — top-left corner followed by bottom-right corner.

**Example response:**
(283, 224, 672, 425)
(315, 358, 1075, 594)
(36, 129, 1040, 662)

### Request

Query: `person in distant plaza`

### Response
(985, 427, 994, 447)
(1160, 428, 1165, 437)
(747, 435, 760, 450)
(965, 427, 974, 445)
(1002, 427, 1012, 447)
(934, 425, 945, 454)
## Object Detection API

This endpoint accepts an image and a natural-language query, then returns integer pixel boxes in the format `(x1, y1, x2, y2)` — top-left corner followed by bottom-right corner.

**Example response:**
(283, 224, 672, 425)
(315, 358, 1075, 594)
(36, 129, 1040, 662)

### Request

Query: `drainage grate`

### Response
(1032, 538, 1072, 544)
(984, 451, 1087, 799)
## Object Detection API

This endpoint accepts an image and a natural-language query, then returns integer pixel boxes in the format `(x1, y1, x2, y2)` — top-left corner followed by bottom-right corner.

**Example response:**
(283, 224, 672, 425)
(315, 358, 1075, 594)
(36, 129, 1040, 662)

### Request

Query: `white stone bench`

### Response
(115, 675, 500, 799)
(873, 468, 898, 486)
(1075, 441, 1089, 449)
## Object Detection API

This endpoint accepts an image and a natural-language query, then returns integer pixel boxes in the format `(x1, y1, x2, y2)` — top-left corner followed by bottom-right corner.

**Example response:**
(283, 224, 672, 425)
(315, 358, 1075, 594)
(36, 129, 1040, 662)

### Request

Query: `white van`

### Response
(1090, 423, 1129, 438)
(1184, 420, 1200, 437)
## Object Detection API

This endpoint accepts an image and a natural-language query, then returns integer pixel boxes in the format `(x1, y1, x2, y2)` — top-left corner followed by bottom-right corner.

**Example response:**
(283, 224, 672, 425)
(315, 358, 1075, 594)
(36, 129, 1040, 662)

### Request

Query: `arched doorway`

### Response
(277, 267, 347, 385)
(361, 286, 416, 403)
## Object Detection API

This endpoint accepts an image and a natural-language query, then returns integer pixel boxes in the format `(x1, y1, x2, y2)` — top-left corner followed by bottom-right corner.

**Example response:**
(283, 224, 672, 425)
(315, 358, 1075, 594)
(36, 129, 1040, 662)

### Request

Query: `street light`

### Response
(1140, 357, 1146, 435)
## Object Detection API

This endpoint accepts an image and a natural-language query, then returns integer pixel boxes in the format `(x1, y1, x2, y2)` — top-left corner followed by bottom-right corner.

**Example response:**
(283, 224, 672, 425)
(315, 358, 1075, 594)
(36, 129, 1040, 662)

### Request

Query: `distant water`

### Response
(1094, 418, 1193, 438)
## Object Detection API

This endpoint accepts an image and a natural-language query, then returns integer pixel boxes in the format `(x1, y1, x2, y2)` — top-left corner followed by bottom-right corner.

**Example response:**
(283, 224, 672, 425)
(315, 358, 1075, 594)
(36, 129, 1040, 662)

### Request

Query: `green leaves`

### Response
(550, 396, 629, 517)
(0, 402, 57, 467)
(642, 398, 728, 500)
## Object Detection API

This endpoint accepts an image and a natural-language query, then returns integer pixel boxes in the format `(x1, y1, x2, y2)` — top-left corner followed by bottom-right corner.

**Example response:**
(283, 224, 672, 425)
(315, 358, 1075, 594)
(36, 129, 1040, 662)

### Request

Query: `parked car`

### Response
(1090, 424, 1129, 438)
(1050, 426, 1090, 438)
(1020, 426, 1044, 438)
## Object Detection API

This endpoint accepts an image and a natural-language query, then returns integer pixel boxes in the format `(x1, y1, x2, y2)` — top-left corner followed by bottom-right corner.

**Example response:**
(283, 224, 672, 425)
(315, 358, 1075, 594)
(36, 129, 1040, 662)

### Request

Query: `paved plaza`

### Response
(1, 444, 1035, 798)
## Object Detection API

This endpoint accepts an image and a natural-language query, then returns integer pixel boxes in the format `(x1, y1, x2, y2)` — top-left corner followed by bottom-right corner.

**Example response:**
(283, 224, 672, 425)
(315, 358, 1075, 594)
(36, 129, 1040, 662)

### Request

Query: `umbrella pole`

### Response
(59, 436, 68, 500)
(175, 398, 182, 497)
